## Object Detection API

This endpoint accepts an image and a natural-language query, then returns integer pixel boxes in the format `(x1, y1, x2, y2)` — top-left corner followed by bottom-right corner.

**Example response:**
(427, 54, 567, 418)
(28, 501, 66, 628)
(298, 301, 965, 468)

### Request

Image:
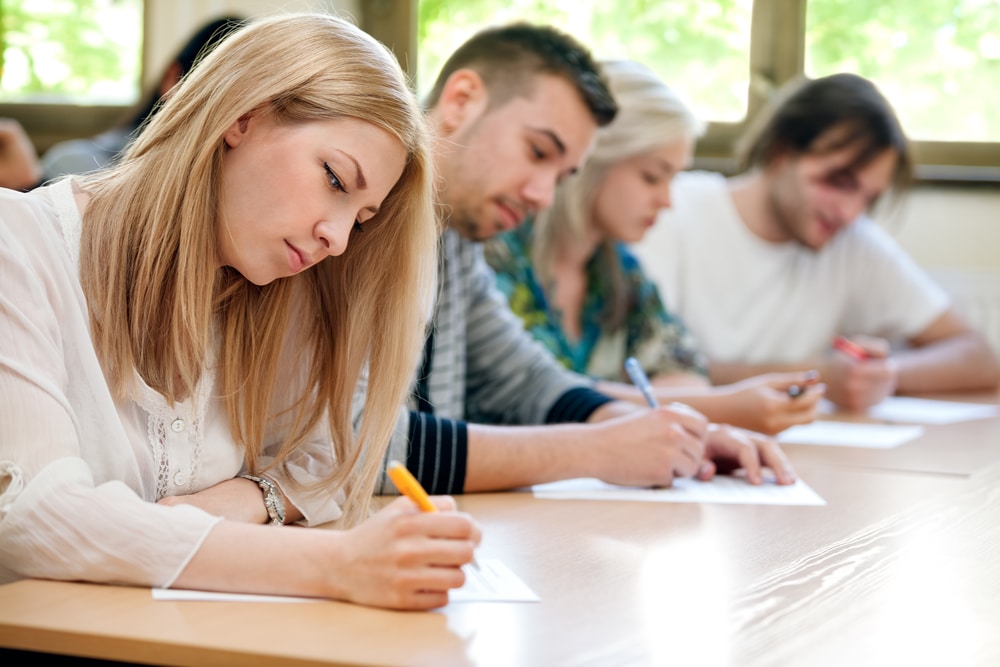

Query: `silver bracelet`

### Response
(240, 474, 286, 526)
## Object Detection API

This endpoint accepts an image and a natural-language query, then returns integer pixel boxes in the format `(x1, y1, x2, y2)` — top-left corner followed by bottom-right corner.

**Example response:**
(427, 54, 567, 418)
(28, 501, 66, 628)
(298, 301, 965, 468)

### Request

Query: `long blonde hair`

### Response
(78, 13, 437, 525)
(532, 59, 702, 330)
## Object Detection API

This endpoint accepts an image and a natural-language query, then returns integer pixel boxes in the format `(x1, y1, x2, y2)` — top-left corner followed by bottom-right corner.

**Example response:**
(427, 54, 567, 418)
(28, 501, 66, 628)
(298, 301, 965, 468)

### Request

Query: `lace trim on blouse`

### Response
(53, 178, 214, 501)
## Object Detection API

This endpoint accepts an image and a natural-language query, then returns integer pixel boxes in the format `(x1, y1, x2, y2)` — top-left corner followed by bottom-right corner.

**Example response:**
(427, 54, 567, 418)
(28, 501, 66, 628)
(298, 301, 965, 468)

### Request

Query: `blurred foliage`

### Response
(807, 0, 1000, 141)
(417, 0, 751, 122)
(1, 0, 142, 103)
(418, 0, 1000, 141)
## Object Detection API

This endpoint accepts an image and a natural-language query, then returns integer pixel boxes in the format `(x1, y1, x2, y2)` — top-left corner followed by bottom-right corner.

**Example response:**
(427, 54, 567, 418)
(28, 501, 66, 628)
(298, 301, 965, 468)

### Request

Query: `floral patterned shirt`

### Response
(485, 221, 708, 383)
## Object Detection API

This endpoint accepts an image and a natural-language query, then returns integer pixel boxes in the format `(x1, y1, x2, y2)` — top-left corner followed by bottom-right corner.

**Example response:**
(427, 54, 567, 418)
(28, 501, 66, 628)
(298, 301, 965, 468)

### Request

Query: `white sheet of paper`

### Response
(777, 420, 924, 448)
(152, 558, 538, 604)
(532, 475, 825, 506)
(449, 559, 539, 603)
(152, 588, 320, 603)
(867, 396, 1000, 424)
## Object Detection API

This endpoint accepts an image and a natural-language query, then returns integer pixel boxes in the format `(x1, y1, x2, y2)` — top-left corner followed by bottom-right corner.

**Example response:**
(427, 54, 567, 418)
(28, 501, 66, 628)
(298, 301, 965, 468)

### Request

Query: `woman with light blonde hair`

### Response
(487, 58, 824, 445)
(0, 13, 479, 610)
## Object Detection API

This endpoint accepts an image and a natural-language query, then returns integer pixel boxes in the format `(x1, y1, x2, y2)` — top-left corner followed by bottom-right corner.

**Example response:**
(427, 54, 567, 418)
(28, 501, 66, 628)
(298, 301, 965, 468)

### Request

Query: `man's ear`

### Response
(158, 62, 184, 98)
(765, 142, 793, 172)
(436, 69, 489, 135)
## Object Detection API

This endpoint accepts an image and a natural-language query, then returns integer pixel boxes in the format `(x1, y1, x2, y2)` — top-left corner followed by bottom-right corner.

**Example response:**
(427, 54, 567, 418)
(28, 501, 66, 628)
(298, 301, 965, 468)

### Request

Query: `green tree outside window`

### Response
(418, 0, 1000, 144)
(806, 0, 1000, 142)
(417, 0, 751, 123)
(1, 0, 143, 105)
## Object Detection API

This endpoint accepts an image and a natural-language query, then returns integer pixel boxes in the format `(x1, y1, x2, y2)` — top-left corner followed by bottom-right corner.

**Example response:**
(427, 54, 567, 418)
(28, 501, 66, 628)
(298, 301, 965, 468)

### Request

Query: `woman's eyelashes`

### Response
(322, 162, 364, 232)
(324, 162, 347, 193)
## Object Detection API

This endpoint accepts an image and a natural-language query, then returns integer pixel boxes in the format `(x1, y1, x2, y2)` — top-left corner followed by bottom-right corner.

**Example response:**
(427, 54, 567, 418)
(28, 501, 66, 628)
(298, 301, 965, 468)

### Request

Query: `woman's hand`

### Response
(715, 371, 825, 435)
(329, 495, 482, 610)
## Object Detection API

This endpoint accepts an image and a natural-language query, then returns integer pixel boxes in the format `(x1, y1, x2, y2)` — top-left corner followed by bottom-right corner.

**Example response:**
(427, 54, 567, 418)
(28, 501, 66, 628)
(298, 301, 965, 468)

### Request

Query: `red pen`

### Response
(833, 335, 870, 361)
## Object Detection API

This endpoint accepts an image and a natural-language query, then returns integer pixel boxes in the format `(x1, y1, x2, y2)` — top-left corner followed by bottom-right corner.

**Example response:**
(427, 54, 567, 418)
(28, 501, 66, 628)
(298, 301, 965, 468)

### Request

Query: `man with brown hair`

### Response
(636, 73, 999, 410)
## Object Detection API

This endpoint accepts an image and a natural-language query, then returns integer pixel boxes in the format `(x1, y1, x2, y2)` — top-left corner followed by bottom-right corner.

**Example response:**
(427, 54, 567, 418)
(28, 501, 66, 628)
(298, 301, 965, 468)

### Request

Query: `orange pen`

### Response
(833, 335, 870, 362)
(387, 460, 480, 569)
(387, 460, 438, 512)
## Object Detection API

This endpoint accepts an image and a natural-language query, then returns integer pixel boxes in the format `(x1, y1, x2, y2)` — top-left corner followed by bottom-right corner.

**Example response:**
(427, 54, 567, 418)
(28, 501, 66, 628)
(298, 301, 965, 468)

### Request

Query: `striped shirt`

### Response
(377, 229, 612, 495)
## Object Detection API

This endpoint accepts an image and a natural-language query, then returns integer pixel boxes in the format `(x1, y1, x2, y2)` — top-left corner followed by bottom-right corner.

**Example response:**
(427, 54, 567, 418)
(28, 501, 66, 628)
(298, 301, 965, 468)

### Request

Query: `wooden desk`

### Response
(783, 390, 1000, 476)
(2, 395, 998, 666)
(731, 459, 1000, 667)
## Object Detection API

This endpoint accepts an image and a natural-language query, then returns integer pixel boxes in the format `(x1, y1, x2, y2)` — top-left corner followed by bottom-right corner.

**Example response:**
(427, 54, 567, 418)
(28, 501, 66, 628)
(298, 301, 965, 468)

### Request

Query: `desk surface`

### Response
(782, 389, 1000, 476)
(2, 394, 999, 667)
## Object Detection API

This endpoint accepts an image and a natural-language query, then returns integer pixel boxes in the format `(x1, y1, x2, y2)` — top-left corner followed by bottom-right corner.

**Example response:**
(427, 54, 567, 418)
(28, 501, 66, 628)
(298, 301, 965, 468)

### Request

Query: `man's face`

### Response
(766, 138, 898, 251)
(433, 72, 598, 241)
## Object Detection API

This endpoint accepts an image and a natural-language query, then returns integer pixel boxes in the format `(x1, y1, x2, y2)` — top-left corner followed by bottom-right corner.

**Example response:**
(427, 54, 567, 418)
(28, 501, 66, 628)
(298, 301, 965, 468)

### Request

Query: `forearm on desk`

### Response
(894, 332, 1000, 394)
(709, 360, 817, 386)
(464, 421, 610, 492)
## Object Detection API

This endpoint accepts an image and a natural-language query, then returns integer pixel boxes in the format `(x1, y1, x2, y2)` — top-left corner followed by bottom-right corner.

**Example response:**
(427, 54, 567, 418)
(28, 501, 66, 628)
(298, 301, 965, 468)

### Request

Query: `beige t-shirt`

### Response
(633, 170, 949, 364)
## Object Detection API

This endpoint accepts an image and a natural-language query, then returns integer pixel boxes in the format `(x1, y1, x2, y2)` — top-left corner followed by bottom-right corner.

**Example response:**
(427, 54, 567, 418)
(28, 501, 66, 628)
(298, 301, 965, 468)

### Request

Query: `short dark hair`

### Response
(424, 22, 617, 127)
(130, 16, 245, 130)
(737, 73, 912, 191)
(175, 16, 246, 77)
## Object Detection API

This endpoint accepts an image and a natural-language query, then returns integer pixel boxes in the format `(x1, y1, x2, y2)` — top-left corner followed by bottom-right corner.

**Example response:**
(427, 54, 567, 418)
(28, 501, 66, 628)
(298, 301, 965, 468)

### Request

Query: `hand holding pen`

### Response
(787, 369, 821, 399)
(826, 335, 897, 410)
(624, 357, 660, 408)
(625, 358, 797, 486)
(833, 335, 872, 362)
(315, 461, 480, 611)
(388, 460, 480, 569)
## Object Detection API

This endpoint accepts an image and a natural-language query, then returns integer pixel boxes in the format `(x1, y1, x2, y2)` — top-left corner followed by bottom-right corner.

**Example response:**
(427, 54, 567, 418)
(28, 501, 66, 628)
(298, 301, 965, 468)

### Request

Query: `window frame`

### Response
(362, 0, 1000, 184)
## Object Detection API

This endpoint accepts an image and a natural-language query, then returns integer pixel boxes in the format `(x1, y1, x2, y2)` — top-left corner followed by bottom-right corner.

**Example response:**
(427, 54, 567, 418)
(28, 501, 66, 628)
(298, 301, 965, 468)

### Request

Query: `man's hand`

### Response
(823, 335, 897, 410)
(589, 402, 709, 488)
(699, 424, 796, 486)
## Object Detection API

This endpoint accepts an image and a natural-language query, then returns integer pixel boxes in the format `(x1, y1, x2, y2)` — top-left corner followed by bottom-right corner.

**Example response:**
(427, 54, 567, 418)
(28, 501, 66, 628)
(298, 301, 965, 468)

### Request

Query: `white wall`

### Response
(885, 185, 1000, 356)
(886, 186, 1000, 271)
(143, 0, 359, 90)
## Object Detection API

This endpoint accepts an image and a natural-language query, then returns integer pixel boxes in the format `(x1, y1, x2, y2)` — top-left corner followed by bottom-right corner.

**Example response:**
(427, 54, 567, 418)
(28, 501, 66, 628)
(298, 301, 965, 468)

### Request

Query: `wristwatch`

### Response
(241, 474, 286, 526)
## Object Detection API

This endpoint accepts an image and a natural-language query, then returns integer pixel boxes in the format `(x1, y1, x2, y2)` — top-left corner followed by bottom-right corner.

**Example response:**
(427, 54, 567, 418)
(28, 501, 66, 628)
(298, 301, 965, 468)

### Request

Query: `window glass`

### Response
(417, 0, 752, 123)
(806, 0, 1000, 142)
(1, 0, 143, 104)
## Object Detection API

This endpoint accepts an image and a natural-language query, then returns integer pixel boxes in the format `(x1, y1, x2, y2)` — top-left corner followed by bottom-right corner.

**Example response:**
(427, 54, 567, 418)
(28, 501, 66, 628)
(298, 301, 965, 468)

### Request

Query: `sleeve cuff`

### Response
(545, 387, 614, 424)
(405, 411, 469, 494)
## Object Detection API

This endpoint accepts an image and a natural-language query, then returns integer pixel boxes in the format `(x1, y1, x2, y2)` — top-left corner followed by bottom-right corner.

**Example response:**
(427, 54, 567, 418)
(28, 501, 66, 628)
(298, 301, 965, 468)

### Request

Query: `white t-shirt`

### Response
(632, 170, 949, 364)
(0, 179, 344, 588)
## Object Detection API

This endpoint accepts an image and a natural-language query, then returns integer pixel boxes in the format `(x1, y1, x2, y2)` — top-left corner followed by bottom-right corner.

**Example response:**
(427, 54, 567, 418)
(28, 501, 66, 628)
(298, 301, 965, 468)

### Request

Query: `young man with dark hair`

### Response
(636, 73, 999, 410)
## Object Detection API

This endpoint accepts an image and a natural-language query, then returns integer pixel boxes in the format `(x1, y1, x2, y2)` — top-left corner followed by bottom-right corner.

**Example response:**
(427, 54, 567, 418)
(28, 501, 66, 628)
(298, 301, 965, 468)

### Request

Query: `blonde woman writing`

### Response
(0, 13, 479, 611)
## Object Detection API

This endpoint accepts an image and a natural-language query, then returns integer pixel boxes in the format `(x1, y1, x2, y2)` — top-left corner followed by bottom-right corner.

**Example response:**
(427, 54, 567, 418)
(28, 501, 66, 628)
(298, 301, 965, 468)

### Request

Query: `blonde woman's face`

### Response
(590, 137, 693, 245)
(218, 114, 406, 285)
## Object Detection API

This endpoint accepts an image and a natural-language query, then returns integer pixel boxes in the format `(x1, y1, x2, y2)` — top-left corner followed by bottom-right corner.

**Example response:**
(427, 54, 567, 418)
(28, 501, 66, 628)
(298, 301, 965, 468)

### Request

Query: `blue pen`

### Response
(624, 357, 659, 408)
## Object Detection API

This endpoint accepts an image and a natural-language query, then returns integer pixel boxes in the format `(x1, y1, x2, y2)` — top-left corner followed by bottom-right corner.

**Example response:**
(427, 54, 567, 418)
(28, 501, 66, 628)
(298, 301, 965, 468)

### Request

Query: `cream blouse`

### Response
(0, 179, 344, 587)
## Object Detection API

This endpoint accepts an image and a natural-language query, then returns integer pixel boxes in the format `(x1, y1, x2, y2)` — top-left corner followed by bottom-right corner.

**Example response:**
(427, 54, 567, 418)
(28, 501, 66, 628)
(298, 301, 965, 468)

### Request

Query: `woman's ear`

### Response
(223, 112, 252, 149)
(436, 69, 489, 135)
